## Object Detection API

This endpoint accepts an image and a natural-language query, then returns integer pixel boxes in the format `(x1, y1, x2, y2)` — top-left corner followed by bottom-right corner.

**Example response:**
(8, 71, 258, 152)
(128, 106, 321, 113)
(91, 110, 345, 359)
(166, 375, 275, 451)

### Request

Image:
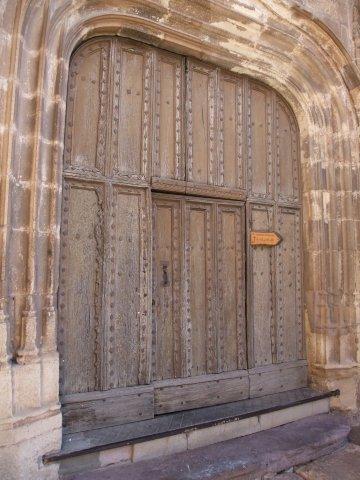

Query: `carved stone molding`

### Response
(42, 299, 57, 355)
(353, 1, 360, 68)
(16, 297, 39, 365)
(0, 300, 10, 366)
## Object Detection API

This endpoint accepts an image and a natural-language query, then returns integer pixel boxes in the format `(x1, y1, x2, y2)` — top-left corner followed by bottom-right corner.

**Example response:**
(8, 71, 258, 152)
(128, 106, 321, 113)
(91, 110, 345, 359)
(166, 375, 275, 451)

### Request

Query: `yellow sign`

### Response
(250, 231, 282, 247)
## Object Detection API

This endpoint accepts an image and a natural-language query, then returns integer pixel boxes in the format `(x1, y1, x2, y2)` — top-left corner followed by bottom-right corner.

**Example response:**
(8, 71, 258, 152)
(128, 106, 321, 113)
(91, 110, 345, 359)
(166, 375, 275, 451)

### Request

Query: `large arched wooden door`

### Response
(58, 37, 305, 434)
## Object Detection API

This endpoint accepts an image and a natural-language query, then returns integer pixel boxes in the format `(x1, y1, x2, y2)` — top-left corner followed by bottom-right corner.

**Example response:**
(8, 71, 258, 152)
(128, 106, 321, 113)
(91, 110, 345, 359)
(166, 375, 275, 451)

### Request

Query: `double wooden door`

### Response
(58, 37, 305, 434)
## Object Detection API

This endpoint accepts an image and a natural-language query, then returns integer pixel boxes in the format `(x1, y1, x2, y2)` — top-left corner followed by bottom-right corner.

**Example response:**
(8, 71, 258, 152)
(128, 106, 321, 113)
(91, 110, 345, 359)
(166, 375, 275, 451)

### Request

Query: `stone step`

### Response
(45, 388, 336, 477)
(63, 413, 349, 480)
(273, 474, 302, 480)
(295, 443, 360, 479)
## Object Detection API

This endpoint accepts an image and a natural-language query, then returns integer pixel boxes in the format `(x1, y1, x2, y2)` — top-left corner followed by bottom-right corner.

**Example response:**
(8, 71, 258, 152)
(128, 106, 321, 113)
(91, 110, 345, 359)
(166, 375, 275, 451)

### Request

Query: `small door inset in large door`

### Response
(152, 194, 247, 413)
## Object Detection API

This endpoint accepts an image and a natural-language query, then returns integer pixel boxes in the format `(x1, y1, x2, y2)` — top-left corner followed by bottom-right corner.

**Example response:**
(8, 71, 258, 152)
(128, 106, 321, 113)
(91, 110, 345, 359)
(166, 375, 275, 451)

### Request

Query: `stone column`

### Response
(303, 119, 360, 411)
(0, 302, 12, 421)
(0, 2, 61, 479)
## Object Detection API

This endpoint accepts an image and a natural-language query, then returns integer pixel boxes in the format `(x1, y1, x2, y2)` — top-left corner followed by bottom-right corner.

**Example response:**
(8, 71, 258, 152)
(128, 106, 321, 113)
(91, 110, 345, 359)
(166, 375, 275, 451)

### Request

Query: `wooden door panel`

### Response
(64, 39, 110, 174)
(105, 185, 151, 388)
(152, 196, 183, 380)
(275, 99, 299, 203)
(217, 203, 247, 371)
(249, 361, 307, 398)
(153, 51, 184, 180)
(247, 203, 275, 368)
(111, 41, 152, 179)
(154, 371, 249, 414)
(186, 60, 217, 185)
(219, 73, 244, 190)
(275, 207, 303, 362)
(62, 386, 154, 434)
(58, 180, 104, 395)
(248, 83, 273, 199)
(185, 200, 216, 376)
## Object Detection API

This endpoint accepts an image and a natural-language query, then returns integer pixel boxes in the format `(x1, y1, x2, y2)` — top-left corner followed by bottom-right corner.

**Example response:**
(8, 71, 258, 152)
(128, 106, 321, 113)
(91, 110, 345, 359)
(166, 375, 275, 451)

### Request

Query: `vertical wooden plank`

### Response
(219, 73, 244, 190)
(153, 52, 184, 180)
(276, 207, 303, 362)
(64, 39, 110, 174)
(247, 203, 276, 368)
(217, 203, 247, 372)
(275, 98, 299, 203)
(58, 181, 104, 395)
(111, 40, 152, 179)
(186, 60, 217, 185)
(105, 186, 151, 388)
(184, 200, 216, 376)
(189, 206, 207, 375)
(152, 196, 182, 380)
(248, 82, 273, 199)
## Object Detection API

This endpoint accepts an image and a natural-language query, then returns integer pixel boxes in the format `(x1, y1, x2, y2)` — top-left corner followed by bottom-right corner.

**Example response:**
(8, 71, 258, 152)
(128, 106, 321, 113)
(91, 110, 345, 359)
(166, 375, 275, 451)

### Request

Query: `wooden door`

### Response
(58, 36, 305, 435)
(152, 195, 247, 413)
(58, 38, 154, 434)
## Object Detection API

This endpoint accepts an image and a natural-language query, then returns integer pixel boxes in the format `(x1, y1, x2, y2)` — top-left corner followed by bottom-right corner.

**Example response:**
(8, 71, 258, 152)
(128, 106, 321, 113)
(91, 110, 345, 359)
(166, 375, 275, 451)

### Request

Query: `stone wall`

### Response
(297, 0, 355, 54)
(0, 1, 359, 479)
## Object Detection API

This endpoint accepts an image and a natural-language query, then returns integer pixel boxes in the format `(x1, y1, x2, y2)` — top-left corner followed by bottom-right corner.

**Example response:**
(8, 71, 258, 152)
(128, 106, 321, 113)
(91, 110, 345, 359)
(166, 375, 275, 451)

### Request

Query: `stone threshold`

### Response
(44, 387, 338, 464)
(63, 412, 350, 480)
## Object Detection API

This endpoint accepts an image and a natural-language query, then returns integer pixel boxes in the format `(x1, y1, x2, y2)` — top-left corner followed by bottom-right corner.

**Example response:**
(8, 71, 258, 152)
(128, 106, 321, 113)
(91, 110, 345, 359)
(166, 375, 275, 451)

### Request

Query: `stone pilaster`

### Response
(0, 302, 12, 420)
(16, 297, 39, 365)
(42, 298, 57, 355)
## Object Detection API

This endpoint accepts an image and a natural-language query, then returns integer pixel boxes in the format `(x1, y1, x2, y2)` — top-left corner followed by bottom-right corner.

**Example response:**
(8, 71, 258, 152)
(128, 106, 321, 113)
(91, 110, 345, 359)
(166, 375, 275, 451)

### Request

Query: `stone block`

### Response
(12, 362, 41, 413)
(329, 376, 359, 412)
(99, 446, 132, 467)
(59, 443, 132, 476)
(41, 353, 60, 405)
(272, 474, 302, 480)
(186, 416, 260, 450)
(132, 433, 187, 462)
(0, 409, 61, 449)
(0, 412, 61, 480)
(311, 366, 360, 412)
(296, 443, 360, 480)
(59, 452, 100, 477)
(311, 398, 330, 415)
(349, 425, 360, 445)
(259, 399, 328, 431)
(0, 365, 12, 419)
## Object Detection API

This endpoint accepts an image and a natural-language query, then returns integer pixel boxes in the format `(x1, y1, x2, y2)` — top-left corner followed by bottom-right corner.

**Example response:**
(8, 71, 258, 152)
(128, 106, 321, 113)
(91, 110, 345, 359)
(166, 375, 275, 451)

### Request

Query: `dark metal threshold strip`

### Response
(44, 387, 339, 463)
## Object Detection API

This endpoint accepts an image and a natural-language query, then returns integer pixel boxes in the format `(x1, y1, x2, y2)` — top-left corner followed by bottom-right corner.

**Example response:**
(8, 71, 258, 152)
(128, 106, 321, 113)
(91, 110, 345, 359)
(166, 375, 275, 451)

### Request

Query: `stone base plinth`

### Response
(310, 365, 360, 412)
(0, 408, 62, 480)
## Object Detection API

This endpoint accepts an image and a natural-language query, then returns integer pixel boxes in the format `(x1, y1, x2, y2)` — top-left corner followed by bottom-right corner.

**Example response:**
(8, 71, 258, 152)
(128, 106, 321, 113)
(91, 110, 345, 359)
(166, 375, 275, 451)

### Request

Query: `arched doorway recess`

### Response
(58, 36, 304, 432)
(2, 1, 360, 477)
